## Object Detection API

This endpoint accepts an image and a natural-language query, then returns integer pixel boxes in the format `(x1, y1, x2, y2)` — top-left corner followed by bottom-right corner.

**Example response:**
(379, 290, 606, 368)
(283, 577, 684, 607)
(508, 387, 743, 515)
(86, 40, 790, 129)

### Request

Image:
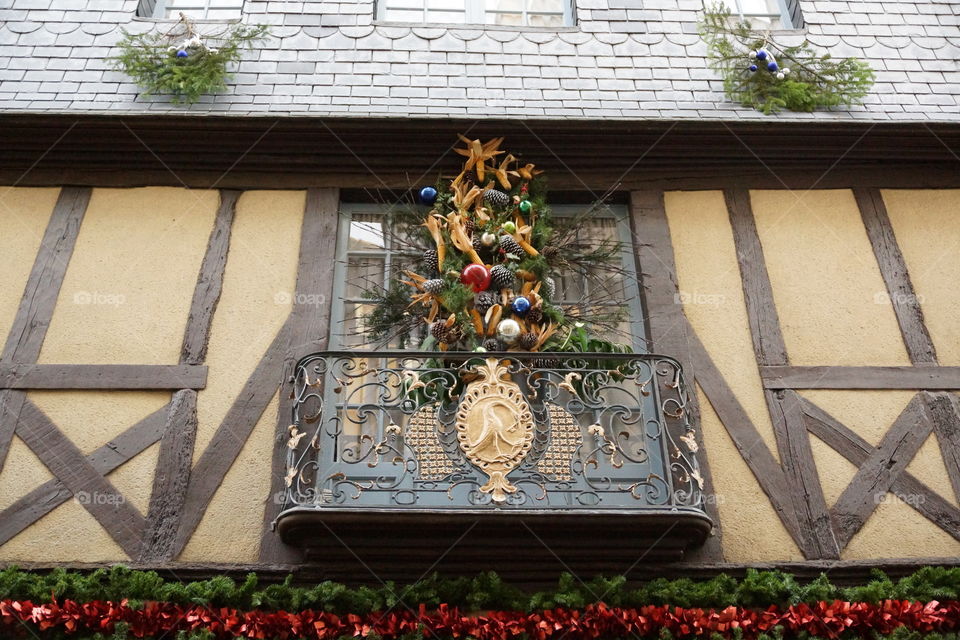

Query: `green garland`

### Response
(699, 3, 874, 114)
(112, 16, 267, 103)
(3, 566, 960, 614)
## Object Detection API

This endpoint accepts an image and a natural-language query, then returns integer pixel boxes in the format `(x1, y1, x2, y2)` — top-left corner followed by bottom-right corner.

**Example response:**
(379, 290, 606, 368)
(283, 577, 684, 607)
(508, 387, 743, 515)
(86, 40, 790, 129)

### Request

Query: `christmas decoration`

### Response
(496, 318, 522, 343)
(499, 234, 524, 257)
(2, 595, 959, 640)
(460, 263, 491, 292)
(419, 186, 439, 205)
(699, 3, 874, 114)
(423, 248, 439, 273)
(360, 136, 633, 353)
(511, 296, 531, 315)
(484, 189, 512, 207)
(112, 14, 267, 104)
(489, 264, 515, 291)
(422, 278, 445, 295)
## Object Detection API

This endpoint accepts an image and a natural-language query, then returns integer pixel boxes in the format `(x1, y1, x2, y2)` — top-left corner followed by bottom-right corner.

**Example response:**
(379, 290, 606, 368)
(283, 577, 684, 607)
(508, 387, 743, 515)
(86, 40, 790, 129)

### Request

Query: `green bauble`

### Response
(518, 200, 532, 214)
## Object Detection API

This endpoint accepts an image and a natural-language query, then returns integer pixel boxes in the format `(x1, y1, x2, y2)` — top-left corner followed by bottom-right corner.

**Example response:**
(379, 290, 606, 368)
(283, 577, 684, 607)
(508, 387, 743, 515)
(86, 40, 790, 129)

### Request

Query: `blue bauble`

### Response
(756, 49, 768, 60)
(767, 61, 779, 72)
(511, 296, 531, 315)
(419, 186, 438, 206)
(176, 49, 188, 58)
(749, 64, 758, 72)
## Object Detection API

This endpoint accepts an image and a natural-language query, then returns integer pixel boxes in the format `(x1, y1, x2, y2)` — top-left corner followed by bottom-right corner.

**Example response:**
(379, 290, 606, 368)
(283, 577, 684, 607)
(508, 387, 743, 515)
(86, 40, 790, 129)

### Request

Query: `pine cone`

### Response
(526, 307, 543, 325)
(464, 218, 475, 235)
(430, 320, 447, 341)
(490, 265, 515, 291)
(499, 235, 524, 257)
(484, 189, 512, 208)
(543, 276, 556, 300)
(446, 325, 463, 344)
(472, 235, 484, 253)
(518, 332, 538, 350)
(474, 290, 497, 315)
(423, 249, 439, 273)
(542, 245, 560, 262)
(483, 338, 501, 351)
(422, 278, 444, 295)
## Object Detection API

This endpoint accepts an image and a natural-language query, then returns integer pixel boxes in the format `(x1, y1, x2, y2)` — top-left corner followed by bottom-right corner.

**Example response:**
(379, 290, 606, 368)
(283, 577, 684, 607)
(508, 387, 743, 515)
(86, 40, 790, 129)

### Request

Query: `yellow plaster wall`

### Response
(881, 190, 960, 366)
(749, 189, 910, 367)
(664, 190, 799, 561)
(0, 187, 60, 345)
(38, 187, 218, 365)
(184, 190, 304, 561)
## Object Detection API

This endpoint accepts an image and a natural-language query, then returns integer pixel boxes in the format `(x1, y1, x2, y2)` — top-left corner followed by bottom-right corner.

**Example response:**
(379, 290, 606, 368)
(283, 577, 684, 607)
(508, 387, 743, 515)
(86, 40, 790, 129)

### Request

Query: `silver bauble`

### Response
(481, 232, 497, 247)
(496, 318, 522, 343)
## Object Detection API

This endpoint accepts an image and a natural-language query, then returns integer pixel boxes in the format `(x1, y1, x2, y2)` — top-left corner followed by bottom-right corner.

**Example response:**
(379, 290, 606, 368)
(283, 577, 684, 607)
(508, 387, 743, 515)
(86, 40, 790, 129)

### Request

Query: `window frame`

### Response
(331, 202, 647, 353)
(146, 0, 243, 20)
(722, 0, 796, 29)
(375, 0, 574, 28)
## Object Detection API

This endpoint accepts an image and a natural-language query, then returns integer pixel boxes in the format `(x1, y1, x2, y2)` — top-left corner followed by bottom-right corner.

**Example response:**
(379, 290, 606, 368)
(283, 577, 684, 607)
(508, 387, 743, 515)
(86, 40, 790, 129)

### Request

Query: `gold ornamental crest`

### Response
(456, 358, 534, 503)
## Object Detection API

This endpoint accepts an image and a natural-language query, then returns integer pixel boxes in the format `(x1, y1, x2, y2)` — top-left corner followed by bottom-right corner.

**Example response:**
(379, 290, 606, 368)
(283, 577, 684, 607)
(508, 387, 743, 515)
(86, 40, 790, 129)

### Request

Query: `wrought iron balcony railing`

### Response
(274, 351, 712, 573)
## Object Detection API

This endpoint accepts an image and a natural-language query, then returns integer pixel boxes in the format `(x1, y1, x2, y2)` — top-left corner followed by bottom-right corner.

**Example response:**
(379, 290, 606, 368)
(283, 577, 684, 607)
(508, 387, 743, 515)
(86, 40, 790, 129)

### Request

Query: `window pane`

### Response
(740, 0, 780, 14)
(489, 12, 523, 24)
(528, 0, 565, 12)
(747, 15, 782, 28)
(349, 216, 385, 250)
(488, 0, 522, 11)
(528, 12, 564, 26)
(345, 256, 386, 299)
(426, 9, 467, 21)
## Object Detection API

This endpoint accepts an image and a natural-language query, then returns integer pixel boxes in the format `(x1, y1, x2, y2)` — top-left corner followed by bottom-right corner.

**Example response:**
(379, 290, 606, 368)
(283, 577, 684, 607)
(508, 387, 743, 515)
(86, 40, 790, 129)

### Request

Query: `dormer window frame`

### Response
(722, 0, 800, 30)
(375, 0, 574, 28)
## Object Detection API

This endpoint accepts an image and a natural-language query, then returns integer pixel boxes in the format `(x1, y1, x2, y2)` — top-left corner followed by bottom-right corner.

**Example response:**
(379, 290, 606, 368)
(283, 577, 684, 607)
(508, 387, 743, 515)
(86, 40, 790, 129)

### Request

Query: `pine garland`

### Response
(3, 566, 960, 614)
(112, 15, 267, 103)
(699, 3, 875, 114)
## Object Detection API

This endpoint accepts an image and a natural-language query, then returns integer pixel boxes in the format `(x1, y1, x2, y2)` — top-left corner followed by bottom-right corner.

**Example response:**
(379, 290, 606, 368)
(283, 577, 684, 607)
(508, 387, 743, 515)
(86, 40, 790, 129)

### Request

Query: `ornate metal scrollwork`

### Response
(280, 351, 705, 513)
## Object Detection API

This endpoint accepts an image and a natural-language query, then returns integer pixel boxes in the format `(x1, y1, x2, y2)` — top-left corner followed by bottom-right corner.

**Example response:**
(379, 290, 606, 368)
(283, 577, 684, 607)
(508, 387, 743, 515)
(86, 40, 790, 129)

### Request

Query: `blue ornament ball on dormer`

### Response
(419, 186, 438, 206)
(749, 64, 758, 72)
(756, 49, 768, 60)
(767, 61, 779, 72)
(176, 49, 188, 58)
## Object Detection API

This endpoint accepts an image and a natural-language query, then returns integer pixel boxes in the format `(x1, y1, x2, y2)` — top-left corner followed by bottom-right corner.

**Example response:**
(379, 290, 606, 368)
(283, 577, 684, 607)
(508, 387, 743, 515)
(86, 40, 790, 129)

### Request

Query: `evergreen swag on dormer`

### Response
(113, 14, 266, 104)
(700, 3, 875, 114)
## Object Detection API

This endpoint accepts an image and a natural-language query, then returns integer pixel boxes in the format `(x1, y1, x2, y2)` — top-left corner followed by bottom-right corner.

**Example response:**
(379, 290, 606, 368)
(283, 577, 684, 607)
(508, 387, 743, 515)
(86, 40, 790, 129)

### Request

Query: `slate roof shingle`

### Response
(0, 0, 957, 120)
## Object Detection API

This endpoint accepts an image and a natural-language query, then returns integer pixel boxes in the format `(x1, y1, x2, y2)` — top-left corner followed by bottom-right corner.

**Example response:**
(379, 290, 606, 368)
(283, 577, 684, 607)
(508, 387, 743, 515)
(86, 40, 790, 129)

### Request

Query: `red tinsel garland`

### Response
(1, 598, 958, 640)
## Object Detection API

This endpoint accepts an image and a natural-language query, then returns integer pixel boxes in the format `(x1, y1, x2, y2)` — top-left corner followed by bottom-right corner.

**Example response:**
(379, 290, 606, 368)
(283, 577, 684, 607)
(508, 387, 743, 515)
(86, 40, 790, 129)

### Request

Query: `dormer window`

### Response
(137, 0, 243, 19)
(719, 0, 799, 29)
(377, 0, 572, 27)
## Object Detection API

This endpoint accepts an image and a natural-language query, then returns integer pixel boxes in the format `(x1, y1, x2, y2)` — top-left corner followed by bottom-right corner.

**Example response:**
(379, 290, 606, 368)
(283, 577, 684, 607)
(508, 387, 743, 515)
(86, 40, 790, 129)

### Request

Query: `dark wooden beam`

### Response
(760, 365, 960, 390)
(725, 187, 838, 560)
(829, 394, 932, 549)
(0, 364, 207, 390)
(141, 189, 238, 562)
(686, 329, 804, 550)
(924, 391, 960, 506)
(629, 189, 724, 562)
(0, 186, 90, 476)
(0, 403, 169, 548)
(180, 189, 239, 365)
(15, 399, 147, 557)
(800, 397, 960, 542)
(139, 390, 198, 562)
(855, 188, 938, 365)
(260, 187, 340, 564)
(172, 319, 292, 558)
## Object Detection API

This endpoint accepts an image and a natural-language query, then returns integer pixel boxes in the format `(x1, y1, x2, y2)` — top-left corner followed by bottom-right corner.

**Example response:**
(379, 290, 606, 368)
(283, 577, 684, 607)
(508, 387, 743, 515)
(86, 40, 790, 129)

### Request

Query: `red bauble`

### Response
(460, 263, 491, 292)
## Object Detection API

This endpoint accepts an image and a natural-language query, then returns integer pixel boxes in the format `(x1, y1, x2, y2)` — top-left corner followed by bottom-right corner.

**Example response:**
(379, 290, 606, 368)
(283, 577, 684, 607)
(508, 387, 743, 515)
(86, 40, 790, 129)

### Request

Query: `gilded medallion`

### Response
(456, 358, 534, 502)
